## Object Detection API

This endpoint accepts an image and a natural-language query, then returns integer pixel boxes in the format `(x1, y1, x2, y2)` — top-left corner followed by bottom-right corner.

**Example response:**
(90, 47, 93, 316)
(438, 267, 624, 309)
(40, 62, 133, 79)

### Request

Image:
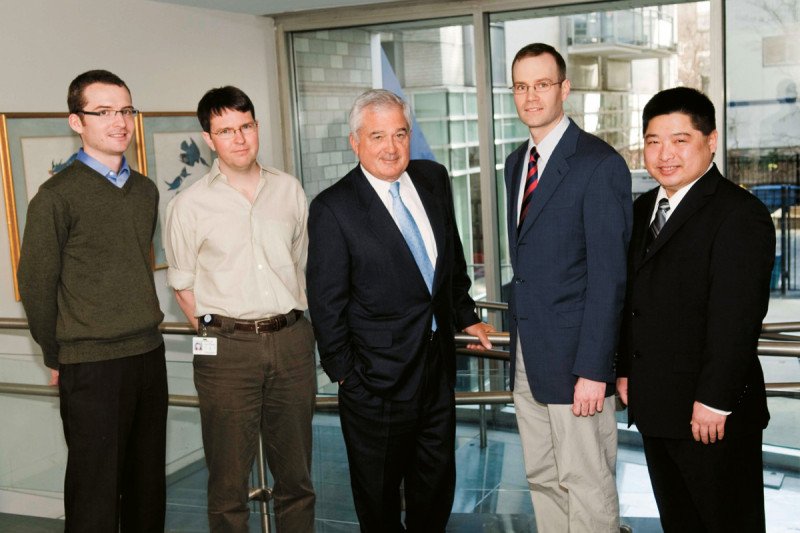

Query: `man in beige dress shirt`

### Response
(164, 86, 315, 532)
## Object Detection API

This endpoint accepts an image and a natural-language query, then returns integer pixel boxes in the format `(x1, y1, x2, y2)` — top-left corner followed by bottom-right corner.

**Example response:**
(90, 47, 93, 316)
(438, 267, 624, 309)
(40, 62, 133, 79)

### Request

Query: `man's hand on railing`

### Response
(463, 322, 495, 350)
(49, 369, 59, 386)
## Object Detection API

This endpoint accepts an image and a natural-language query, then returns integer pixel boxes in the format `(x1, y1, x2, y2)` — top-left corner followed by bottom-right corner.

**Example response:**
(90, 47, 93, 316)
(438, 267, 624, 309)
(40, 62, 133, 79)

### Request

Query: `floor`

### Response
(4, 413, 797, 532)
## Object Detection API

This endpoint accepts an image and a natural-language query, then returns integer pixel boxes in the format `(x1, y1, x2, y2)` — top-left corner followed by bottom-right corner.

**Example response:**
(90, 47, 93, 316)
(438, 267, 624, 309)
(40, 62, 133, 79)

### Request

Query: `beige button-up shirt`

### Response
(164, 159, 308, 319)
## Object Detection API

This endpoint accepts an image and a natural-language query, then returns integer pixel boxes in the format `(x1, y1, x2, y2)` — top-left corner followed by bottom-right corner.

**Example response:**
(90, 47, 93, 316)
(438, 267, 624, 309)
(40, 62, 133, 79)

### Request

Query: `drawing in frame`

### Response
(0, 113, 139, 300)
(135, 111, 212, 269)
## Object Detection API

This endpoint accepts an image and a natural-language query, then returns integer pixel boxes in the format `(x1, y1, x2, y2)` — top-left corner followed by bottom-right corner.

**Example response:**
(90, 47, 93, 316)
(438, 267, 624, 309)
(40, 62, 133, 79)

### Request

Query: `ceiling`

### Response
(151, 0, 405, 16)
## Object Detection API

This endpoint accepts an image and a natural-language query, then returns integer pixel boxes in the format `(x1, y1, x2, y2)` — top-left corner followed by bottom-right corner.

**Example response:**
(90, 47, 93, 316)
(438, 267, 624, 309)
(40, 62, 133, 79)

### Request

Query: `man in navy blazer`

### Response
(617, 87, 773, 532)
(307, 89, 492, 532)
(504, 43, 632, 532)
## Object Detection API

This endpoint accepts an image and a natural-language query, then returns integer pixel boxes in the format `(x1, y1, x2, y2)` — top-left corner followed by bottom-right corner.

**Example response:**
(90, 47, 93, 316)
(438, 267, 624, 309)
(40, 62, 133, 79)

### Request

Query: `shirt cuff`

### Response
(167, 267, 195, 291)
(700, 402, 732, 416)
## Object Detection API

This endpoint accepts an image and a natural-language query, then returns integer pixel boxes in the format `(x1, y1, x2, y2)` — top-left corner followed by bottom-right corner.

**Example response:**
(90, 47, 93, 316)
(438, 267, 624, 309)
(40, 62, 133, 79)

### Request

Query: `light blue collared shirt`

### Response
(75, 148, 131, 188)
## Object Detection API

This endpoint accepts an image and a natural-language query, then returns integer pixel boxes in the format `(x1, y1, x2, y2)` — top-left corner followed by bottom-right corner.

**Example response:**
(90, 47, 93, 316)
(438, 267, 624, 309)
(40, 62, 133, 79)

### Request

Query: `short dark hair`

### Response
(67, 70, 130, 114)
(197, 86, 255, 133)
(511, 43, 567, 81)
(642, 87, 716, 136)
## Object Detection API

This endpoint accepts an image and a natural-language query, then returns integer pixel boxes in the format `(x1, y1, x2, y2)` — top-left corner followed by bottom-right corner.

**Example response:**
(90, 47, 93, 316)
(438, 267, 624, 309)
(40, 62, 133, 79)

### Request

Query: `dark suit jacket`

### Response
(506, 119, 632, 404)
(307, 160, 480, 401)
(617, 165, 773, 439)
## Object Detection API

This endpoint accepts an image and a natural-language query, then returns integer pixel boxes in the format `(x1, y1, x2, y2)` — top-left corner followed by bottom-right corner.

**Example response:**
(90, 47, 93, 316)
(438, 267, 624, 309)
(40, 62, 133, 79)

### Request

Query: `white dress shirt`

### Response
(361, 166, 438, 268)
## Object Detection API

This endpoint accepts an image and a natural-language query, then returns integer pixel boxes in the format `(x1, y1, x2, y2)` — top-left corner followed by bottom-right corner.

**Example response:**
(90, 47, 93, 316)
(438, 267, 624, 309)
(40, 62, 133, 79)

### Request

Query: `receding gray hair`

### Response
(349, 89, 413, 142)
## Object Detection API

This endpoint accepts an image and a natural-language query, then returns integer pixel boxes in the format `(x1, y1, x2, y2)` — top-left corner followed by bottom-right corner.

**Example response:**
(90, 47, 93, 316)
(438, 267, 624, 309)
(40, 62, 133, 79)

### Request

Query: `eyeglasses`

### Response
(78, 108, 139, 119)
(511, 81, 564, 94)
(210, 122, 258, 140)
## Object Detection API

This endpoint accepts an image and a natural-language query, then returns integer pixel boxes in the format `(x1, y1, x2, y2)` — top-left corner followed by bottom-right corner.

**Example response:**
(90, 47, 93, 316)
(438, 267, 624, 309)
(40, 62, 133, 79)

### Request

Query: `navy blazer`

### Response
(506, 119, 632, 404)
(617, 166, 773, 439)
(307, 160, 480, 401)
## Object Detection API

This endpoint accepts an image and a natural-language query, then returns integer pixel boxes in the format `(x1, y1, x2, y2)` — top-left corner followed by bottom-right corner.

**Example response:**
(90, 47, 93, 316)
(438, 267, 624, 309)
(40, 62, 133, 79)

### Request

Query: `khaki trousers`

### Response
(513, 339, 619, 532)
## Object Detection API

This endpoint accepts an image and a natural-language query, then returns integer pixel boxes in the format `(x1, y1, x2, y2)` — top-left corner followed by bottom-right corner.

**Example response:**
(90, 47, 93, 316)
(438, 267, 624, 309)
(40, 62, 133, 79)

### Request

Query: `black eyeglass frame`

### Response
(76, 108, 140, 118)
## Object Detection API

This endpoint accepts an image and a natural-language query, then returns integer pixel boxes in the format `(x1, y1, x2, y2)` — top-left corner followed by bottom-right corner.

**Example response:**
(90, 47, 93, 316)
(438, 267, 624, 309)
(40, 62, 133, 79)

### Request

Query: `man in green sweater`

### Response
(18, 70, 167, 533)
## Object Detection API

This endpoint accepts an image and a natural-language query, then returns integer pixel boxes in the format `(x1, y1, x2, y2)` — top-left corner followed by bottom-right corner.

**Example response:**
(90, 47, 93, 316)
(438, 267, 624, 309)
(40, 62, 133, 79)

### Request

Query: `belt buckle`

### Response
(254, 317, 275, 334)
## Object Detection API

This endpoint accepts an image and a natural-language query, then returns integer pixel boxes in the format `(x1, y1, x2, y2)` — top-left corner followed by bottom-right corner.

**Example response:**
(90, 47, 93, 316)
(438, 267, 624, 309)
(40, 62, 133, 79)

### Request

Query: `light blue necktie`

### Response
(389, 181, 436, 330)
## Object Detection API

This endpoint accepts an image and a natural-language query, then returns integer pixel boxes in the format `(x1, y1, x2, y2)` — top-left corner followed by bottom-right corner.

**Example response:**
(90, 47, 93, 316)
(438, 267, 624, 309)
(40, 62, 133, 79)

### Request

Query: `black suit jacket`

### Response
(617, 165, 774, 439)
(307, 160, 480, 401)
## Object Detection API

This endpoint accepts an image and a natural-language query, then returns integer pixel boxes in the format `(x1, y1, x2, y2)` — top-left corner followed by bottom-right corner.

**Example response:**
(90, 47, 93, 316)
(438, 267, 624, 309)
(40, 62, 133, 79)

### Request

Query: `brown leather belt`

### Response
(203, 310, 303, 334)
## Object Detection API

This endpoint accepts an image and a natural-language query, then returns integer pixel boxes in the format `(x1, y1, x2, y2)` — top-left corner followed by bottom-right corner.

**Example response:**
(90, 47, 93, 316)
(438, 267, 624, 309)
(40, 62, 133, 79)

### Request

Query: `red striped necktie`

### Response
(518, 146, 540, 231)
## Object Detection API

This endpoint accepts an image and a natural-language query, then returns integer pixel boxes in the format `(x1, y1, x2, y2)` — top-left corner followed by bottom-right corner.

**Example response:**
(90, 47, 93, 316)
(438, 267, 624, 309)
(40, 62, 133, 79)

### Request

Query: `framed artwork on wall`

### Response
(136, 112, 212, 269)
(0, 113, 139, 300)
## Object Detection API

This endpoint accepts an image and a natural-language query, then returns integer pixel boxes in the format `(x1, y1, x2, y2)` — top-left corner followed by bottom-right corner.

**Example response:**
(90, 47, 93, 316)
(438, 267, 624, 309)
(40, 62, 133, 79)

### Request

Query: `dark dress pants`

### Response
(642, 430, 766, 533)
(194, 317, 317, 533)
(338, 335, 456, 533)
(58, 343, 168, 533)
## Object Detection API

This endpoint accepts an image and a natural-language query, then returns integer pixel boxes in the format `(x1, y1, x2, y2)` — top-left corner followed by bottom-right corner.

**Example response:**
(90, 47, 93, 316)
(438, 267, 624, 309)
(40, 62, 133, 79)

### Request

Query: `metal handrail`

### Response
(0, 382, 514, 406)
(475, 300, 508, 311)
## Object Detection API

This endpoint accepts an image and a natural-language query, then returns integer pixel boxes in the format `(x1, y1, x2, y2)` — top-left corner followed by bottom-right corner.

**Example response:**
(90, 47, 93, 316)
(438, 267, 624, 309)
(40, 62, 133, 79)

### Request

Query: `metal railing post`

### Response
(477, 358, 487, 448)
(250, 433, 272, 533)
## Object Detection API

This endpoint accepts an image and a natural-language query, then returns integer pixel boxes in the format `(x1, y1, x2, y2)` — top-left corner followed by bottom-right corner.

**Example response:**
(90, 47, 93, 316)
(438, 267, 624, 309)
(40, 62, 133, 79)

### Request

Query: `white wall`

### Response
(0, 0, 282, 515)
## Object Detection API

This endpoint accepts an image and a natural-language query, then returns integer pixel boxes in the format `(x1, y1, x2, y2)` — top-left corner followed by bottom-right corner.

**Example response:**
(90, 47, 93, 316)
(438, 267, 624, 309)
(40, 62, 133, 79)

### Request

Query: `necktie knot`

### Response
(389, 180, 400, 198)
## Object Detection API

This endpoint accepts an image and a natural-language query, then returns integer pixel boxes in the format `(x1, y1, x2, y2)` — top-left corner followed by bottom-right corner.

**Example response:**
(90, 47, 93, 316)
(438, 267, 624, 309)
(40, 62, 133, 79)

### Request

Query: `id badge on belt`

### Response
(193, 314, 217, 356)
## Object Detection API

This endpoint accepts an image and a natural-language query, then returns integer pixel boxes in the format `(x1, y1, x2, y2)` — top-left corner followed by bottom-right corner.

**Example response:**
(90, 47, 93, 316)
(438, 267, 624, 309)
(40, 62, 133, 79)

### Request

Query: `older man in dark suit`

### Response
(616, 87, 774, 532)
(307, 89, 492, 533)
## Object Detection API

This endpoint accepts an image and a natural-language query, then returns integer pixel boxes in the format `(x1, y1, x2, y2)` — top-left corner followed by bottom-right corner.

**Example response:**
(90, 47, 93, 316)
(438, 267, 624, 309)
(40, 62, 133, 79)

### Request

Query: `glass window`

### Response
(414, 92, 447, 119)
(290, 19, 485, 295)
(448, 92, 465, 115)
(726, 0, 800, 463)
(450, 121, 466, 144)
(466, 120, 479, 143)
(491, 3, 709, 286)
(417, 119, 448, 146)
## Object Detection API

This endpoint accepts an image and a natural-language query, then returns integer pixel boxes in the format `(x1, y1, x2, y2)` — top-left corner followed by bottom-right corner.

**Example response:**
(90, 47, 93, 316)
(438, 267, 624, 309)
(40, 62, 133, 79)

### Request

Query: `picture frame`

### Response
(0, 113, 139, 300)
(136, 112, 212, 269)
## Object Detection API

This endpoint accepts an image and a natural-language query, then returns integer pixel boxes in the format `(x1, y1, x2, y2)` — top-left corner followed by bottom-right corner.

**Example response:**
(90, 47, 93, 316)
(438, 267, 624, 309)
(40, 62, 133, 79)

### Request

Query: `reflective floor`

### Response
(166, 414, 668, 532)
(2, 413, 798, 532)
(161, 413, 798, 532)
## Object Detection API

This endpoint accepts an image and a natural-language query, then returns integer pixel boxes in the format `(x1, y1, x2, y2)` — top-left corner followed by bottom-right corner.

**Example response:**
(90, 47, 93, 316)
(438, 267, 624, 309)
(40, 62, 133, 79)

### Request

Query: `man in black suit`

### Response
(307, 89, 493, 533)
(617, 87, 774, 532)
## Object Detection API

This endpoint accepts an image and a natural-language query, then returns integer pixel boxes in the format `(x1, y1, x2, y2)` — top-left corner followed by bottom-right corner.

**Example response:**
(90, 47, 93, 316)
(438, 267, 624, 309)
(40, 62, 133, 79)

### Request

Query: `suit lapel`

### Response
(631, 189, 657, 271)
(351, 165, 435, 295)
(517, 120, 579, 240)
(506, 142, 526, 238)
(639, 167, 721, 267)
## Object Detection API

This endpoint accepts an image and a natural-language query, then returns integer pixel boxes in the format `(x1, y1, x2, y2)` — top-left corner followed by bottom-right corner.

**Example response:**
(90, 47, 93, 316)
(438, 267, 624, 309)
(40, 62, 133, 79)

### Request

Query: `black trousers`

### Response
(59, 343, 168, 533)
(338, 336, 456, 533)
(642, 431, 766, 533)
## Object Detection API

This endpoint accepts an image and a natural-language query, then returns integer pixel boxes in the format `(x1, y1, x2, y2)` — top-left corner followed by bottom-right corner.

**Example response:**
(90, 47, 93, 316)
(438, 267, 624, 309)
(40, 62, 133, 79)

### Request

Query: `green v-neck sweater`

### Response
(18, 161, 164, 369)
